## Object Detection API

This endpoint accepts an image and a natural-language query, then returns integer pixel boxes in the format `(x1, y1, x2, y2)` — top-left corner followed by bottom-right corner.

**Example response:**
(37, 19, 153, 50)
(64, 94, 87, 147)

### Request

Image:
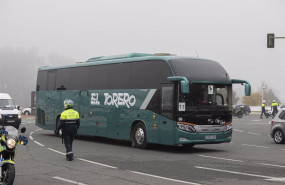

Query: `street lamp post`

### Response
(262, 86, 265, 104)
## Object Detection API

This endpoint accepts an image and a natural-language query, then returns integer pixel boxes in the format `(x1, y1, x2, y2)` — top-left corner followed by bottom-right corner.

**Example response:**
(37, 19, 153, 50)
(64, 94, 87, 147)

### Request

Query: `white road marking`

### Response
(267, 177, 285, 182)
(251, 120, 260, 122)
(242, 144, 270, 149)
(128, 170, 201, 185)
(35, 128, 42, 132)
(247, 132, 262, 136)
(30, 131, 34, 136)
(34, 141, 44, 147)
(78, 158, 117, 169)
(233, 129, 244, 133)
(248, 123, 269, 125)
(257, 163, 285, 168)
(29, 136, 34, 140)
(195, 166, 285, 182)
(197, 155, 244, 162)
(48, 148, 65, 155)
(52, 176, 87, 185)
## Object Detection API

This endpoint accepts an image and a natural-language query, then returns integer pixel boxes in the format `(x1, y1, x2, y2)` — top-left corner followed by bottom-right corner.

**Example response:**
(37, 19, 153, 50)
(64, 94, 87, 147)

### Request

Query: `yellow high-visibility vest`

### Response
(60, 109, 79, 121)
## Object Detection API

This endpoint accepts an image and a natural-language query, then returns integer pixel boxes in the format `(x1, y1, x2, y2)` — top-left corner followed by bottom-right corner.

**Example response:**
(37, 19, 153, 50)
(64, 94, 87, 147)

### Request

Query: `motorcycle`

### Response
(233, 107, 243, 118)
(0, 124, 28, 185)
(264, 109, 272, 118)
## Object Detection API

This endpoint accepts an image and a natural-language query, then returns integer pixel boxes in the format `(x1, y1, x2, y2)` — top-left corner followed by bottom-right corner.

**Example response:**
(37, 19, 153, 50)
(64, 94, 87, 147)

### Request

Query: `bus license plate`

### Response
(7, 120, 15, 123)
(205, 135, 216, 140)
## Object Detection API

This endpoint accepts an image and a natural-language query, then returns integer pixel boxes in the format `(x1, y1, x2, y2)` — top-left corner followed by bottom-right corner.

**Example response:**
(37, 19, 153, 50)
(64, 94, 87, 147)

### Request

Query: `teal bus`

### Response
(36, 53, 251, 149)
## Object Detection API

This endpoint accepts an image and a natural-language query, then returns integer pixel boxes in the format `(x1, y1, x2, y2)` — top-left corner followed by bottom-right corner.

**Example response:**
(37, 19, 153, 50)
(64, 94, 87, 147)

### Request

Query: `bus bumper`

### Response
(175, 129, 232, 145)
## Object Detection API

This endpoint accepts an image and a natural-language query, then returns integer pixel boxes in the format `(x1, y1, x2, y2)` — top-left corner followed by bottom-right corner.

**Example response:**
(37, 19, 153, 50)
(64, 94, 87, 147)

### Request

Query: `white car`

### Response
(278, 104, 285, 110)
(22, 107, 31, 115)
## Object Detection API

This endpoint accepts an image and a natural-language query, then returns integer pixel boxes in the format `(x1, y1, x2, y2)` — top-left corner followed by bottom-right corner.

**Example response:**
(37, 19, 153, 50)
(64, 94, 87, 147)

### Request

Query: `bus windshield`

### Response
(178, 84, 232, 110)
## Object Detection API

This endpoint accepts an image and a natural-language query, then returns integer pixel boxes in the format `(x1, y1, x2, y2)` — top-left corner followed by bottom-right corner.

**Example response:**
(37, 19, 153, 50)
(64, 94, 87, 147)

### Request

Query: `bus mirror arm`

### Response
(167, 76, 189, 94)
(231, 79, 251, 96)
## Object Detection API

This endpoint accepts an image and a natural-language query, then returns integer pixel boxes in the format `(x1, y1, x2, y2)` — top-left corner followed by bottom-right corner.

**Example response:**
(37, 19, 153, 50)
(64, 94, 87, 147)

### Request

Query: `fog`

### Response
(1, 0, 285, 107)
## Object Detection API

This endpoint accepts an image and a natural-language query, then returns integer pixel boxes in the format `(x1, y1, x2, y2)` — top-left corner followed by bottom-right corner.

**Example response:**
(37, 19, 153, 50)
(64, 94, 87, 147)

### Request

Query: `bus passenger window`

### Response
(162, 86, 173, 111)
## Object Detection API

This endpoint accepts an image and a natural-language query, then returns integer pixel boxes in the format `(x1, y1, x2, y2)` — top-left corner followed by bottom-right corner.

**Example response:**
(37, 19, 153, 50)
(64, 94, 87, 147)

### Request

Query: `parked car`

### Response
(234, 104, 251, 115)
(270, 108, 285, 144)
(22, 107, 31, 115)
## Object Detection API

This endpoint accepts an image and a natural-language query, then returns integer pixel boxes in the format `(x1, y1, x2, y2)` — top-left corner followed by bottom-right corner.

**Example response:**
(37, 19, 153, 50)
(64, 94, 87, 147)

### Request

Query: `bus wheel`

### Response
(133, 122, 147, 149)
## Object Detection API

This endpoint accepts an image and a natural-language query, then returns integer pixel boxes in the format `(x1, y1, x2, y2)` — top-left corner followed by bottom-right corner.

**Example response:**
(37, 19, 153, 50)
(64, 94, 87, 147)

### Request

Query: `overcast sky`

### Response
(1, 0, 285, 101)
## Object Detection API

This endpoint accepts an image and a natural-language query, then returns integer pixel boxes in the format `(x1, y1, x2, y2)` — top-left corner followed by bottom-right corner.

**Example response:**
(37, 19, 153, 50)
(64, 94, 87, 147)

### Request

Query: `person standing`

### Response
(260, 100, 266, 119)
(271, 100, 279, 117)
(58, 99, 80, 161)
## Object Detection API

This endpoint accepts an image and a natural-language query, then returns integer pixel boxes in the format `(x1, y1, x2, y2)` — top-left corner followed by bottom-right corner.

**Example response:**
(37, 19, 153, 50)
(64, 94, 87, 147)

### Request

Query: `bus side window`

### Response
(161, 85, 174, 119)
(162, 86, 173, 111)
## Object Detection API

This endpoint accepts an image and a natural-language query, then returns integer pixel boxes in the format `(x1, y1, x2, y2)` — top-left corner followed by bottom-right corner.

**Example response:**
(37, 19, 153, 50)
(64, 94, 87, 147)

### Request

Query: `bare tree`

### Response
(241, 83, 280, 106)
(232, 90, 240, 105)
(259, 83, 280, 105)
(0, 47, 74, 107)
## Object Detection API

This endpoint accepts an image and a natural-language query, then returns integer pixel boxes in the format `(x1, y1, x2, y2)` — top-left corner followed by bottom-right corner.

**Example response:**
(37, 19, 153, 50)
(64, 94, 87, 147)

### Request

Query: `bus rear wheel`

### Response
(132, 122, 147, 149)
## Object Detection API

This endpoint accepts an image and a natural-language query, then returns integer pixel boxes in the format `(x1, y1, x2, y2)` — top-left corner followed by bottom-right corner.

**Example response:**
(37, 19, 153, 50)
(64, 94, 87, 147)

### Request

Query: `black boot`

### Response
(66, 152, 74, 161)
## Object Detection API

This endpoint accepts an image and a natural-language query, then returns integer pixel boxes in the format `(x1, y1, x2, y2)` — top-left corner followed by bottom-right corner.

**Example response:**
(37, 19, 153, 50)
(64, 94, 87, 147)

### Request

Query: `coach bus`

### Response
(36, 53, 251, 149)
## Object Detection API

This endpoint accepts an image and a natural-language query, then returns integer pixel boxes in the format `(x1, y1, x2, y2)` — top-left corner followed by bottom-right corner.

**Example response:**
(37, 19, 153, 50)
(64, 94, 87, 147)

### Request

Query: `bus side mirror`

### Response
(245, 84, 251, 96)
(180, 80, 189, 94)
(167, 76, 190, 94)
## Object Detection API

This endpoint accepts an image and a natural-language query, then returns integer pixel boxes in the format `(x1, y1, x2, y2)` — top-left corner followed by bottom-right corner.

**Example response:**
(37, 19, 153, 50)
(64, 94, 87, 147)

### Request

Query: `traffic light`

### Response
(267, 33, 275, 48)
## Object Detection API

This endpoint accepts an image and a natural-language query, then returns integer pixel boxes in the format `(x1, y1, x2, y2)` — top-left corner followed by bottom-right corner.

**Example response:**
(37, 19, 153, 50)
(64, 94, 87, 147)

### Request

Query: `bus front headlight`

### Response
(177, 123, 196, 133)
(224, 123, 232, 132)
(7, 138, 16, 149)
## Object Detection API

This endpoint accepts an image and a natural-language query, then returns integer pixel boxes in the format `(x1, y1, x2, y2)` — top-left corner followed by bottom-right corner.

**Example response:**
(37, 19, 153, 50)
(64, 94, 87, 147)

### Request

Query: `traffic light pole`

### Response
(267, 33, 285, 48)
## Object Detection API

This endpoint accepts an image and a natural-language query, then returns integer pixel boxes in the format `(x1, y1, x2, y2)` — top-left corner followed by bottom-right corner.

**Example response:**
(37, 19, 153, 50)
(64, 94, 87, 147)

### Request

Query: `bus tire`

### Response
(132, 122, 147, 149)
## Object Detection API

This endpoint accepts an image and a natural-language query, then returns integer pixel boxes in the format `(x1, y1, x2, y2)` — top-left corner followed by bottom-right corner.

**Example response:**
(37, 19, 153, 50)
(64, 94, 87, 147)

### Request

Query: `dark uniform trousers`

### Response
(62, 124, 78, 157)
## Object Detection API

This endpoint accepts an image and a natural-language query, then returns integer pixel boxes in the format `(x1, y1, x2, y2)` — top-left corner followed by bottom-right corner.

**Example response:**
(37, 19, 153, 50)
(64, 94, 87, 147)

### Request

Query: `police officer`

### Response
(271, 100, 279, 117)
(260, 100, 266, 119)
(58, 99, 80, 161)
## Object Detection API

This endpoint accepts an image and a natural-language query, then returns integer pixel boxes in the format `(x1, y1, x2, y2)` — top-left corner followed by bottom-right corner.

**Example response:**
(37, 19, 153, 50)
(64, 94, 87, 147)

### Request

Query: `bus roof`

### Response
(38, 53, 231, 84)
(38, 53, 210, 71)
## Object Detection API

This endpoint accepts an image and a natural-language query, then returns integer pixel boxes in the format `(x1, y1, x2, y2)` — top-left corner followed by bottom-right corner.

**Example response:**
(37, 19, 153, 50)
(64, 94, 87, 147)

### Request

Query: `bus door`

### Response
(78, 90, 91, 134)
(159, 83, 175, 145)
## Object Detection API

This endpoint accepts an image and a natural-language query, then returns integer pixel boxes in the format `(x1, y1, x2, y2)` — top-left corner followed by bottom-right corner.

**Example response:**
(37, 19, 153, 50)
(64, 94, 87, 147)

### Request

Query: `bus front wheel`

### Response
(132, 122, 147, 149)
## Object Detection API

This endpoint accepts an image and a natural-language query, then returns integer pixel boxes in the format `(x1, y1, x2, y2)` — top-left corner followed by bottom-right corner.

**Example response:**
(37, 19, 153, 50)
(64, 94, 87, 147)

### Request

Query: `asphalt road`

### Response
(13, 115, 285, 185)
